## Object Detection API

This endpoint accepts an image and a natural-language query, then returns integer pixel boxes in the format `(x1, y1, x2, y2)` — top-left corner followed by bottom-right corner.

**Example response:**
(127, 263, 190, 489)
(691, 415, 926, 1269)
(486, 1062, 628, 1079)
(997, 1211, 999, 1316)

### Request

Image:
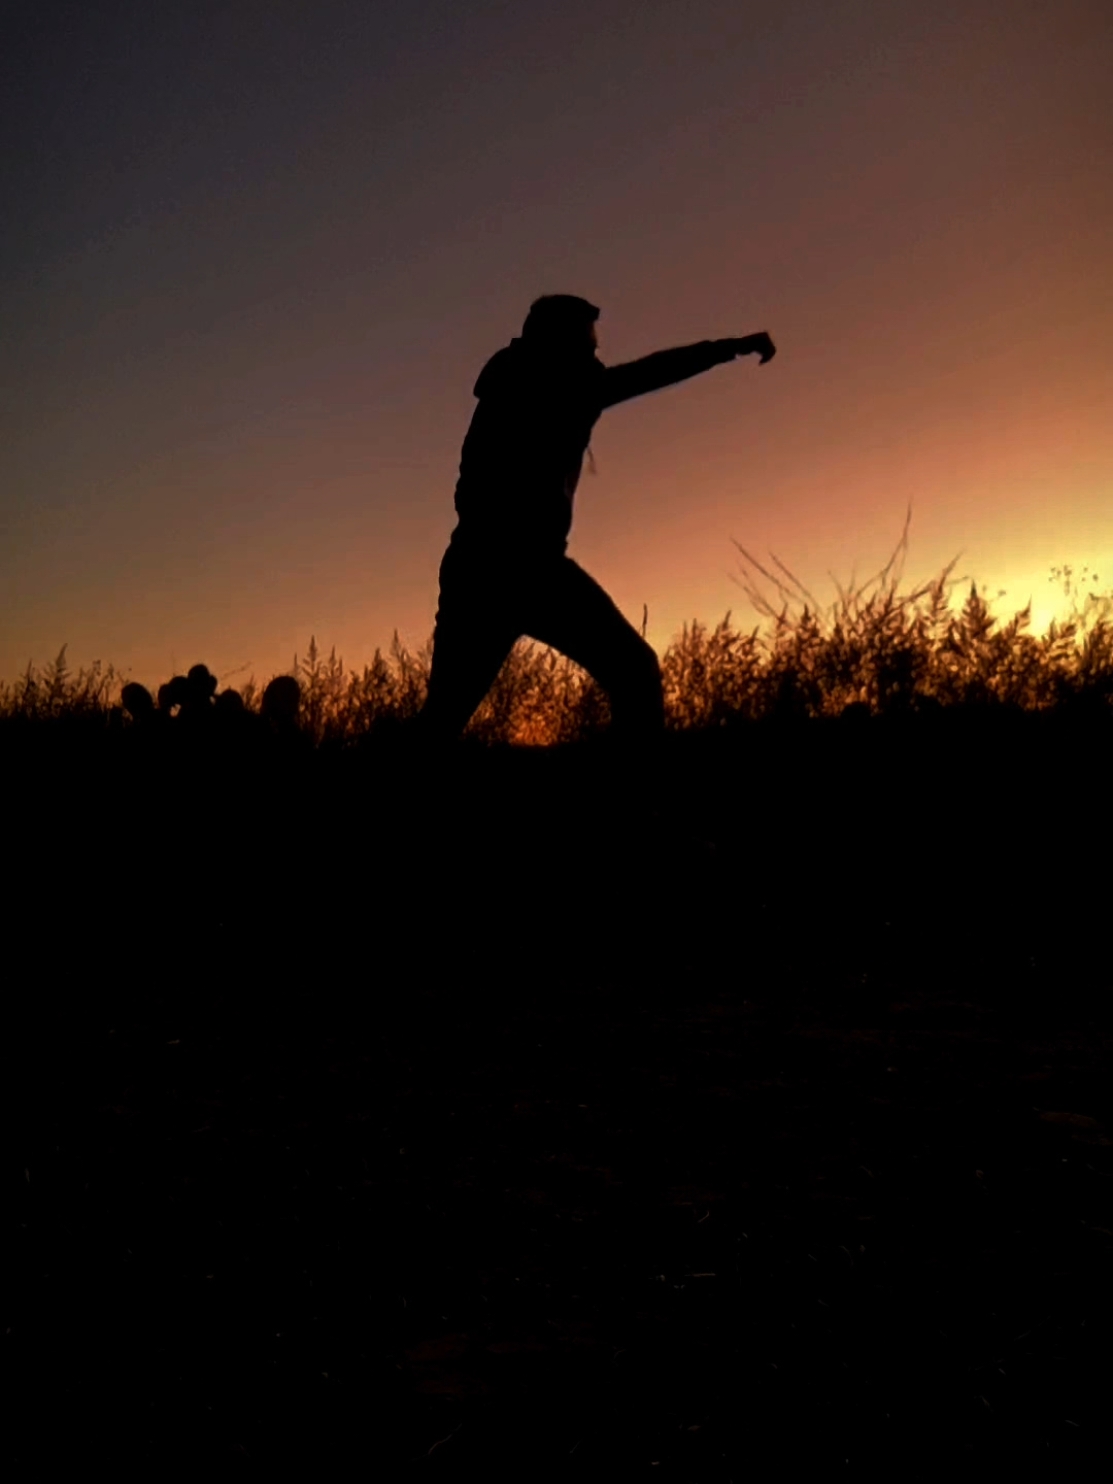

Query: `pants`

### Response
(422, 545, 664, 738)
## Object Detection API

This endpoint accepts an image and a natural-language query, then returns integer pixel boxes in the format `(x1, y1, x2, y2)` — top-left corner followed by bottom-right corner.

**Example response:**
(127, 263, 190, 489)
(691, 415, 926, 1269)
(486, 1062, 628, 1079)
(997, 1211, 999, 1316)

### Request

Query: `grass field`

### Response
(6, 565, 1112, 1471)
(5, 548, 1112, 740)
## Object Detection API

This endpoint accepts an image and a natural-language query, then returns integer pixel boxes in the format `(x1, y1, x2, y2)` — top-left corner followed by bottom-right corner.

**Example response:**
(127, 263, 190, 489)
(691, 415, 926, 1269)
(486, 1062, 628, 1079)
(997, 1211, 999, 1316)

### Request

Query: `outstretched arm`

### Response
(599, 333, 776, 409)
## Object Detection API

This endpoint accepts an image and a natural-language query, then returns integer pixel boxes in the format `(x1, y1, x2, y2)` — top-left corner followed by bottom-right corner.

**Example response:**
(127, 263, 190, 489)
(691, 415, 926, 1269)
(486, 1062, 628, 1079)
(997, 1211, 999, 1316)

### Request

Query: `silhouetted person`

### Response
(261, 675, 302, 735)
(420, 295, 775, 739)
(119, 682, 167, 752)
(214, 687, 247, 720)
(121, 682, 156, 724)
(213, 687, 254, 750)
(181, 663, 218, 722)
(260, 674, 312, 761)
(158, 675, 191, 715)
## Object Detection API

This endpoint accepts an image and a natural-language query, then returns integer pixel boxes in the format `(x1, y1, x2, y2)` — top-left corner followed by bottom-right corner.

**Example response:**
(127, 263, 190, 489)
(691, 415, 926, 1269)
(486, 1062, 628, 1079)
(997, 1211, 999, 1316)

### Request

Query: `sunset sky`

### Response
(2, 0, 1110, 687)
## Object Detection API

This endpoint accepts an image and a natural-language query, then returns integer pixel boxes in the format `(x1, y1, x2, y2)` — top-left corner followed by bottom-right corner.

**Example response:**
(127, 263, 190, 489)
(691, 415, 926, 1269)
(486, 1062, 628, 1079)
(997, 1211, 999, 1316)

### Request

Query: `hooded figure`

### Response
(422, 295, 775, 738)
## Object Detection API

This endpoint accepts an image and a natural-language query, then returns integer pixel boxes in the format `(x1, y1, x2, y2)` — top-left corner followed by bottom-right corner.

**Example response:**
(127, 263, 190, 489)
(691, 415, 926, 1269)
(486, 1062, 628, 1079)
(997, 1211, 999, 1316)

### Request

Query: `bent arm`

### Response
(599, 333, 775, 409)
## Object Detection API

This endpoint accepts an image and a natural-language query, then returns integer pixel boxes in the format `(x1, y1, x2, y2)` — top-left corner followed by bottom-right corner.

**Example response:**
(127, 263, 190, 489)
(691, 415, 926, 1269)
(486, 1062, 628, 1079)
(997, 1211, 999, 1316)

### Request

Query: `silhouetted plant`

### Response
(0, 646, 121, 722)
(286, 633, 432, 744)
(4, 550, 1110, 743)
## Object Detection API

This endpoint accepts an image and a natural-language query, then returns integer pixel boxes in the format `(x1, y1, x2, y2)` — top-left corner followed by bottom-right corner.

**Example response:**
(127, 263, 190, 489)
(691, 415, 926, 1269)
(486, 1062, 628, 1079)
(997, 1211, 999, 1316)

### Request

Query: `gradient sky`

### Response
(2, 0, 1110, 686)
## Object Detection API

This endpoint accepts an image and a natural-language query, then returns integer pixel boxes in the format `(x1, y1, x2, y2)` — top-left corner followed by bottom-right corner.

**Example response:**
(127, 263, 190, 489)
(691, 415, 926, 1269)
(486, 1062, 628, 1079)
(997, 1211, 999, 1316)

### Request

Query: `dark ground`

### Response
(7, 712, 1113, 1472)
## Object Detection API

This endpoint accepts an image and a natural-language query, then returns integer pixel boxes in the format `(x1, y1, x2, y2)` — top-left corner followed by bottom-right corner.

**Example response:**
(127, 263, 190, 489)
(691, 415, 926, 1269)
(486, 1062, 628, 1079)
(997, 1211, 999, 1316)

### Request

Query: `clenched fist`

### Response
(728, 332, 776, 364)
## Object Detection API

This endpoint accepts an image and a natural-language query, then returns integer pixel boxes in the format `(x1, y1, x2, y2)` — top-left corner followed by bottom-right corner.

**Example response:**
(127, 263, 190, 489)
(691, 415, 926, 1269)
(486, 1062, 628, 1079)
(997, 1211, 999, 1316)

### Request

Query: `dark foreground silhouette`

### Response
(422, 296, 775, 737)
(115, 668, 310, 757)
(6, 700, 1111, 1471)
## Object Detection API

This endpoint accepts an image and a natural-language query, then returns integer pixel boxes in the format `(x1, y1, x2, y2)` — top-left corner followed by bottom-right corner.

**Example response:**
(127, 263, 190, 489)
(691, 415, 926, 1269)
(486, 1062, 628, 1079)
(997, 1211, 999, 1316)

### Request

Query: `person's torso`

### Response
(452, 341, 605, 551)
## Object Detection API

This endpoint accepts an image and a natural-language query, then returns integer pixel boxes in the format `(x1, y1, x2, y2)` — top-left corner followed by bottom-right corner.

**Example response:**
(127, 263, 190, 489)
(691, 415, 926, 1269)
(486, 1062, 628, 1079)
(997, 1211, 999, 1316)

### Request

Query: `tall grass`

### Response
(0, 647, 123, 723)
(4, 548, 1111, 745)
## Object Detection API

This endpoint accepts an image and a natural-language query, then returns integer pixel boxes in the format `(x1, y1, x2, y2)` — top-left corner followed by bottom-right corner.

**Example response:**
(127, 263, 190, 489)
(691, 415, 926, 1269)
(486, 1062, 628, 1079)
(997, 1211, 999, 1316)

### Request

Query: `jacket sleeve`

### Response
(598, 340, 738, 409)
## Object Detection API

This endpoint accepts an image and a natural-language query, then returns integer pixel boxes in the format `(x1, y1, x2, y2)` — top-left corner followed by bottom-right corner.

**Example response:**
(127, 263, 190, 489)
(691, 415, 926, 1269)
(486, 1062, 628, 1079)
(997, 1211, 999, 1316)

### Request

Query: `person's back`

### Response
(453, 335, 601, 555)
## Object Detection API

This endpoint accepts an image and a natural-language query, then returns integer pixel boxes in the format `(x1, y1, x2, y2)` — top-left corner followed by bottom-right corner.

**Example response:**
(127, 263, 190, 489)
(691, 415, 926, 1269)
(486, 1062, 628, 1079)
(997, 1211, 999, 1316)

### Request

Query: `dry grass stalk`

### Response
(4, 545, 1110, 742)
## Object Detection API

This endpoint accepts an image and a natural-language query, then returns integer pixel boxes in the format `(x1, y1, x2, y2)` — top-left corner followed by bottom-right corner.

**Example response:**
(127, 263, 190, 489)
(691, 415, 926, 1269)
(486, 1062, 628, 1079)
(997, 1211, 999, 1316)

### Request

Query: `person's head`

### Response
(262, 674, 301, 728)
(521, 295, 599, 357)
(214, 687, 246, 718)
(186, 664, 218, 706)
(121, 682, 155, 720)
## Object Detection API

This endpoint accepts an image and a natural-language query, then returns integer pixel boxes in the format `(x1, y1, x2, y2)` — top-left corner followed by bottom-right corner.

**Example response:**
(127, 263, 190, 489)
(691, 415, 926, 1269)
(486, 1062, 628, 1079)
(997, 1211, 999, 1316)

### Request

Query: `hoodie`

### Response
(450, 336, 739, 557)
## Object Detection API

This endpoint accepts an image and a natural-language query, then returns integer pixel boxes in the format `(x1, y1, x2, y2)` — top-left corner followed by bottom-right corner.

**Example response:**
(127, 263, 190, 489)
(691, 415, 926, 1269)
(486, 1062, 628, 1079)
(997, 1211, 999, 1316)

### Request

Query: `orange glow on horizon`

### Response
(2, 2, 1109, 691)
